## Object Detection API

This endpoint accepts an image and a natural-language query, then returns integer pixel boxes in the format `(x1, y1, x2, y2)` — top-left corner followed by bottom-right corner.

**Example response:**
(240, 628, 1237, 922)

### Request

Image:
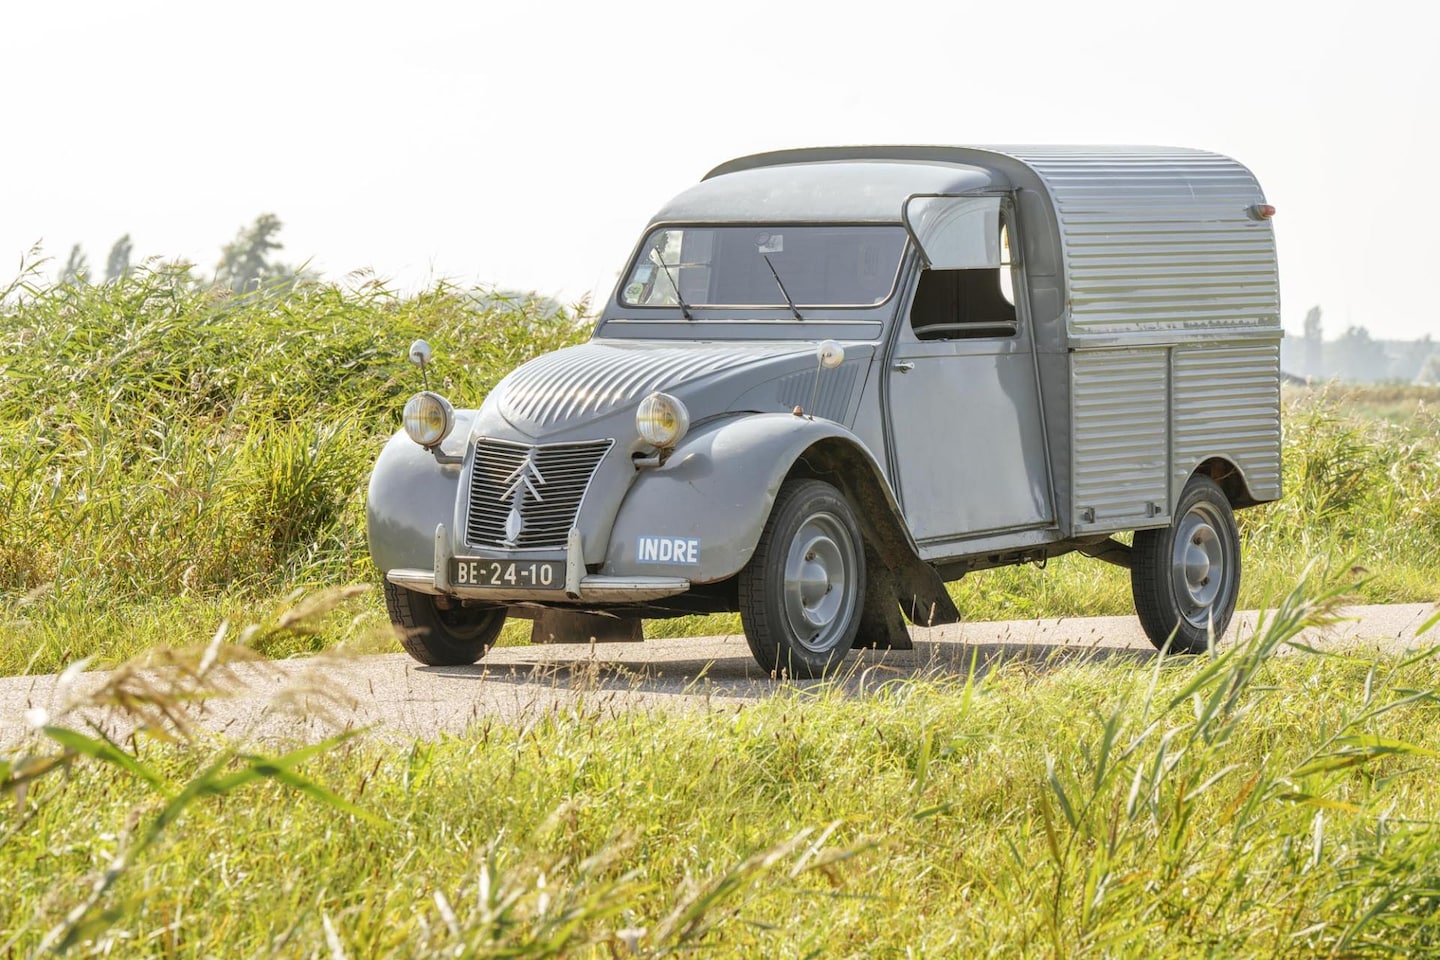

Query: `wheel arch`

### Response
(602, 416, 959, 633)
(785, 437, 920, 576)
(1189, 456, 1261, 510)
(784, 436, 961, 633)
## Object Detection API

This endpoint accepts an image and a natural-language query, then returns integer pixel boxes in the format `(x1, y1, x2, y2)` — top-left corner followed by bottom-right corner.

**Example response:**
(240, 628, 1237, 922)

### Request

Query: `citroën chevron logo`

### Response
(500, 448, 546, 545)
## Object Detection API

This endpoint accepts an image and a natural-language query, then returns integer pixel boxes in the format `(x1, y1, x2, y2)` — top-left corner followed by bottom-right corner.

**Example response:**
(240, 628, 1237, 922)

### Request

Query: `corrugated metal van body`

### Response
(1002, 146, 1280, 339)
(1067, 341, 1283, 534)
(1172, 341, 1283, 502)
(1070, 349, 1169, 527)
(683, 144, 1285, 535)
(996, 146, 1282, 530)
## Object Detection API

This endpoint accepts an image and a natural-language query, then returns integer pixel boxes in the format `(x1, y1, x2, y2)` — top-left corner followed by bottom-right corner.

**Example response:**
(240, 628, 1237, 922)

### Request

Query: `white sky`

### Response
(3, 0, 1437, 341)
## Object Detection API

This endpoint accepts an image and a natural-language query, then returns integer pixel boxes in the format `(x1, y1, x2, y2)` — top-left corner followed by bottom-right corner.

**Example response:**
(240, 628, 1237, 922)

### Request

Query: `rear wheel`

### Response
(1131, 475, 1241, 654)
(383, 580, 505, 666)
(739, 479, 865, 678)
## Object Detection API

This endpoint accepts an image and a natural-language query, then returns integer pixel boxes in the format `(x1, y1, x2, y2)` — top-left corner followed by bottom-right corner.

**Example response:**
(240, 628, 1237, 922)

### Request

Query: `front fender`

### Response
(601, 413, 885, 582)
(366, 412, 474, 572)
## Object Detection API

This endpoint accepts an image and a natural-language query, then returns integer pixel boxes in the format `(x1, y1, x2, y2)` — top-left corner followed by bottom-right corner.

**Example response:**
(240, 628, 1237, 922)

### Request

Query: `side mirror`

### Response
(408, 339, 433, 367)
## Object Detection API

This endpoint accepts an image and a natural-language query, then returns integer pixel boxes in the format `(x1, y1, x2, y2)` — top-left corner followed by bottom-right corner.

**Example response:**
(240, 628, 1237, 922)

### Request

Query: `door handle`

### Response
(892, 361, 915, 374)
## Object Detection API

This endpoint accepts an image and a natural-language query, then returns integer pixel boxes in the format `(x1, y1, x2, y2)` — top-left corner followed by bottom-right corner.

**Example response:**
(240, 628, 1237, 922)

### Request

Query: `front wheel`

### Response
(383, 581, 506, 666)
(739, 479, 866, 678)
(1131, 475, 1241, 654)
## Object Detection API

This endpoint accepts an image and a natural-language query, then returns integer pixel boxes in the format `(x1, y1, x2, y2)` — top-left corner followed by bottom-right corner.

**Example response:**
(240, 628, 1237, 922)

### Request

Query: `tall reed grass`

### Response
(3, 263, 1437, 672)
(1, 264, 586, 670)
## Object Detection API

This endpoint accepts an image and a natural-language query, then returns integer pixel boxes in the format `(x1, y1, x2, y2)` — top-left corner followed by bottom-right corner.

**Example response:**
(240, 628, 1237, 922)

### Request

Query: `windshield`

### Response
(620, 225, 907, 308)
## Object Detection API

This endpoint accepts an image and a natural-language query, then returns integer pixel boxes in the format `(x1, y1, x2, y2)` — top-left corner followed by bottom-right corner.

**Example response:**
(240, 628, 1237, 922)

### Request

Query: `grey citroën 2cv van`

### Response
(367, 145, 1281, 677)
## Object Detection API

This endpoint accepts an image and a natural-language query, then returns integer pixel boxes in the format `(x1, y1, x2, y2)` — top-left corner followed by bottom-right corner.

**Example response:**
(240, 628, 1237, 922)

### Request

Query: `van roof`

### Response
(654, 145, 1257, 224)
(658, 145, 1279, 341)
(650, 159, 1007, 223)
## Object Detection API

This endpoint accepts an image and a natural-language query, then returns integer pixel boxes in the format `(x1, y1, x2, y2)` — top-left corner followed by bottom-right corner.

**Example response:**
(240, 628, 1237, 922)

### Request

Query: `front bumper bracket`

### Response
(385, 523, 689, 604)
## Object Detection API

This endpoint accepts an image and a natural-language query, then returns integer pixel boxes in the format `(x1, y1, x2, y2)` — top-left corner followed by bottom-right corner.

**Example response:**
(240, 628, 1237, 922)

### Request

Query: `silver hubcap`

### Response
(782, 511, 858, 653)
(1171, 502, 1230, 628)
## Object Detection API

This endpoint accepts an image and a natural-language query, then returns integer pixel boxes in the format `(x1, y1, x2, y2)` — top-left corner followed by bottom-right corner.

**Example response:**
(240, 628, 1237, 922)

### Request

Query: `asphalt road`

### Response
(1, 603, 1434, 749)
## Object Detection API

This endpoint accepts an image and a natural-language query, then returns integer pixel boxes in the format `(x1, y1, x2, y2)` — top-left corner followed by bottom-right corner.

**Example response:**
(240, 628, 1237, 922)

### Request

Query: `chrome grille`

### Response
(465, 438, 612, 549)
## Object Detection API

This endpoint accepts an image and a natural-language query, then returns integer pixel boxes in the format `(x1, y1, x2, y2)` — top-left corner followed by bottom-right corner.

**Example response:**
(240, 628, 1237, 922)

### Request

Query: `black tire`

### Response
(1131, 475, 1241, 654)
(383, 581, 505, 666)
(738, 479, 866, 678)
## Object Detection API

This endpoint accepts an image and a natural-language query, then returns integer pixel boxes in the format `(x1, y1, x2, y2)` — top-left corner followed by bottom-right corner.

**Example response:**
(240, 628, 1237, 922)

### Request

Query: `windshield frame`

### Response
(613, 220, 910, 312)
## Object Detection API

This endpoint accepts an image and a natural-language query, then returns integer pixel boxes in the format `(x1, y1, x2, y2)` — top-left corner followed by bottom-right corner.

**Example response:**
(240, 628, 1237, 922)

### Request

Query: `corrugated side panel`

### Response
(1172, 342, 1282, 502)
(1000, 147, 1280, 338)
(1071, 348, 1169, 529)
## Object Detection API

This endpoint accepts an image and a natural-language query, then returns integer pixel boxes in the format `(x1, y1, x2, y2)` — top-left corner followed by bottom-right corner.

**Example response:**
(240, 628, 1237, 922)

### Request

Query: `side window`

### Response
(910, 219, 1018, 341)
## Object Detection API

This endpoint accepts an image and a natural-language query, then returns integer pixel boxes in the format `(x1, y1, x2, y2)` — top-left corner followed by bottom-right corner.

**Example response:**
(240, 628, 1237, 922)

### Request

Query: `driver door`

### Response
(886, 196, 1054, 547)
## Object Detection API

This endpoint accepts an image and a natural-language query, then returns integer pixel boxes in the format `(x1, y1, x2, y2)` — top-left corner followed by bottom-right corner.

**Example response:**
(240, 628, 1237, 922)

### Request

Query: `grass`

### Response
(4, 265, 1440, 954)
(1290, 382, 1440, 423)
(4, 579, 1440, 955)
(0, 262, 584, 597)
(0, 263, 587, 672)
(3, 265, 1439, 672)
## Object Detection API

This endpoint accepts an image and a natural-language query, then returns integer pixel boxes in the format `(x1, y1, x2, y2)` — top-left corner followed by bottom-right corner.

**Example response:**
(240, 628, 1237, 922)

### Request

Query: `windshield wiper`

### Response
(651, 252, 694, 321)
(762, 255, 804, 321)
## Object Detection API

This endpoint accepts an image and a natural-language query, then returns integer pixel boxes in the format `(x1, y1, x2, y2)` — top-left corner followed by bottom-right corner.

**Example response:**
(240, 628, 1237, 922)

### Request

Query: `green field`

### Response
(3, 266, 1438, 673)
(3, 583, 1440, 956)
(4, 268, 1440, 955)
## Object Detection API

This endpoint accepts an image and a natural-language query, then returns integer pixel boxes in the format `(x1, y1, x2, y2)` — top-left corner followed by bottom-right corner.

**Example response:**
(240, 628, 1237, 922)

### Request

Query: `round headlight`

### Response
(636, 392, 690, 448)
(402, 391, 454, 448)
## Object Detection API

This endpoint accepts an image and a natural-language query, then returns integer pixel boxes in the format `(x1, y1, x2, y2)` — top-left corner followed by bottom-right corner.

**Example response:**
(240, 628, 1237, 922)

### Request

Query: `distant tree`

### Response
(1389, 334, 1435, 382)
(1419, 347, 1440, 385)
(59, 244, 89, 285)
(1330, 325, 1389, 382)
(105, 234, 133, 282)
(1302, 305, 1323, 379)
(215, 214, 295, 292)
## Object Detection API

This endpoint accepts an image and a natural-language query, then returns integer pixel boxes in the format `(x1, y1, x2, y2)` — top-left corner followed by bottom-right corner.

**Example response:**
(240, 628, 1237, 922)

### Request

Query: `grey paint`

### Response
(703, 146, 1278, 345)
(603, 413, 891, 581)
(1002, 147, 1279, 339)
(655, 161, 1005, 223)
(714, 145, 1281, 527)
(888, 328, 1053, 544)
(1069, 349, 1172, 531)
(366, 412, 474, 573)
(497, 340, 807, 437)
(366, 334, 876, 587)
(1068, 340, 1283, 533)
(734, 360, 861, 424)
(1171, 341, 1283, 503)
(367, 144, 1282, 624)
